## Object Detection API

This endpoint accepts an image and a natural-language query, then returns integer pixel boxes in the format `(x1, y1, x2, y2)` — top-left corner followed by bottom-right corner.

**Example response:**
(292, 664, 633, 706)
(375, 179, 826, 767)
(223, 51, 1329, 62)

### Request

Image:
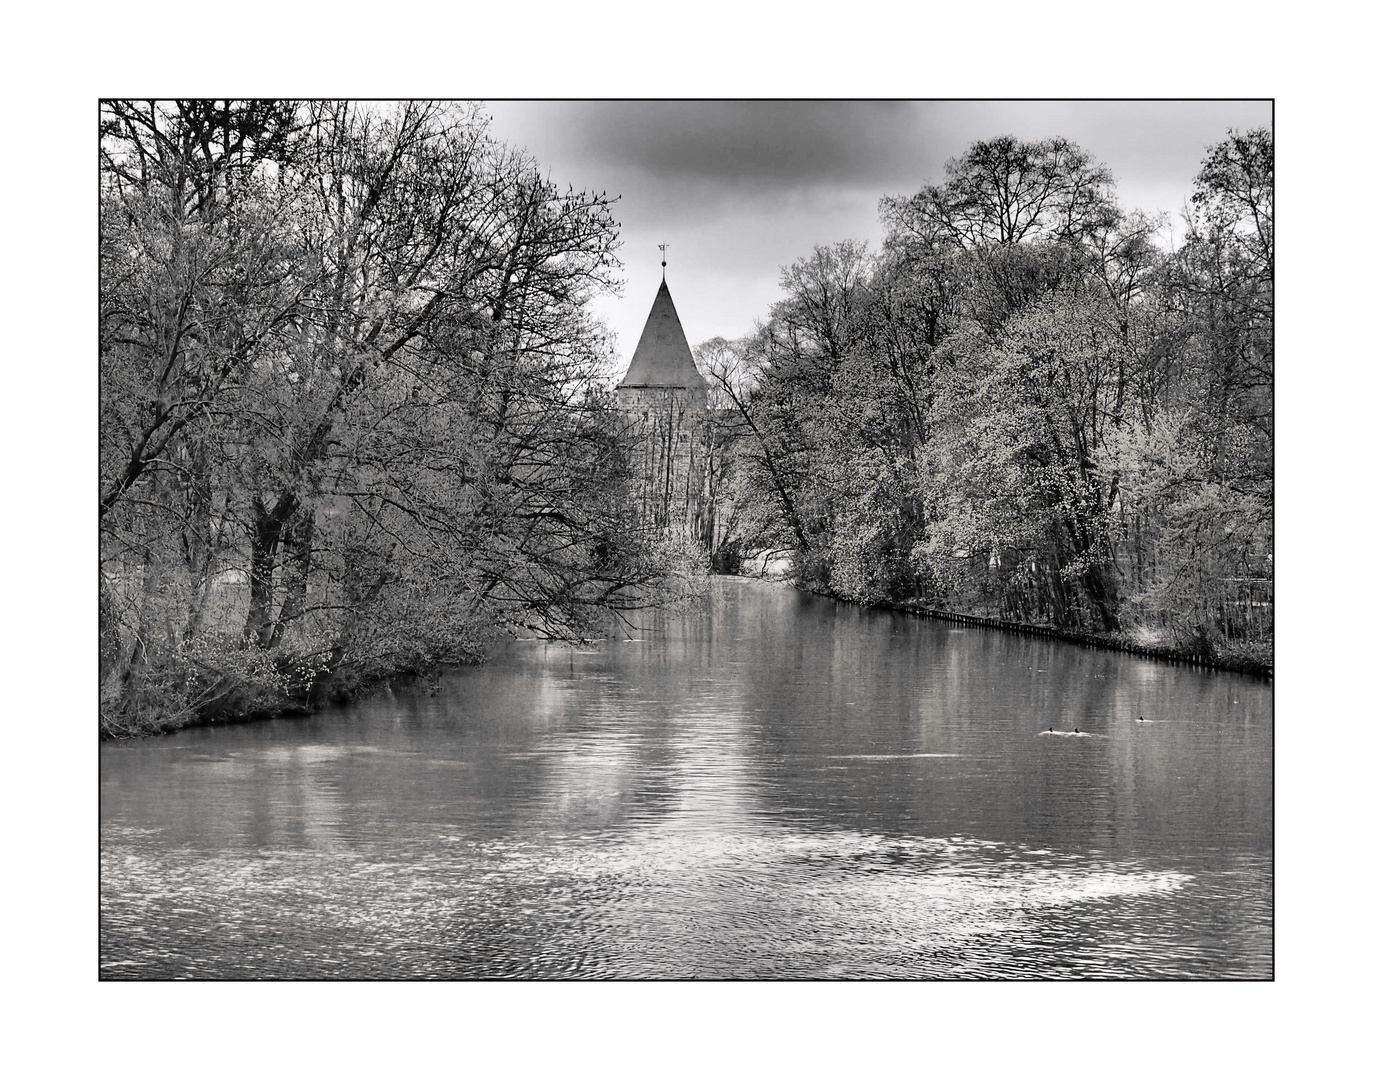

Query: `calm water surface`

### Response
(101, 578, 1273, 979)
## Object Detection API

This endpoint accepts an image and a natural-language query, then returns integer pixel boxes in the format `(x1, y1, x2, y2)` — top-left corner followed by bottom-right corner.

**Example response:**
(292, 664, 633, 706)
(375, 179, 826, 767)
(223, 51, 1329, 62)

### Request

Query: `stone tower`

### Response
(617, 274, 715, 545)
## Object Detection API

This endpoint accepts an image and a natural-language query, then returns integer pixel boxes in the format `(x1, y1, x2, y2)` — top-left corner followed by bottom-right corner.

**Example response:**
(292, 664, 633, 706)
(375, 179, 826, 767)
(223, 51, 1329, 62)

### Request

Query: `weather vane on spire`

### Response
(658, 243, 668, 278)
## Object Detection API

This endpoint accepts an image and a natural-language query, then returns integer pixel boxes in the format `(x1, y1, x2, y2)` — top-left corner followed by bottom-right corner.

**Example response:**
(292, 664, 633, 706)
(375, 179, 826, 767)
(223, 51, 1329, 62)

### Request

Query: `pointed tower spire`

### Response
(618, 273, 708, 392)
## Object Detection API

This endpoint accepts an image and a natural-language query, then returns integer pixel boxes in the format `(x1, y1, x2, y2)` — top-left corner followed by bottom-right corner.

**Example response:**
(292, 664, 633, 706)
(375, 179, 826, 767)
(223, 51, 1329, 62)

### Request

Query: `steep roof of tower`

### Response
(618, 279, 709, 390)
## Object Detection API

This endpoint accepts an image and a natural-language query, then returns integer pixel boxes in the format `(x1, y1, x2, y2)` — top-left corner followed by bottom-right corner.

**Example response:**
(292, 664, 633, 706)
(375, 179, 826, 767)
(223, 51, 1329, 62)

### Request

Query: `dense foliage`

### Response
(700, 131, 1273, 663)
(100, 100, 690, 735)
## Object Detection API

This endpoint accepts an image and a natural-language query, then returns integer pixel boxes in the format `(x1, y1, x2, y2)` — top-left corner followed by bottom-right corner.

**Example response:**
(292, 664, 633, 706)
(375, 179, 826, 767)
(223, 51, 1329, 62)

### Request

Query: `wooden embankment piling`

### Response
(888, 603, 1272, 679)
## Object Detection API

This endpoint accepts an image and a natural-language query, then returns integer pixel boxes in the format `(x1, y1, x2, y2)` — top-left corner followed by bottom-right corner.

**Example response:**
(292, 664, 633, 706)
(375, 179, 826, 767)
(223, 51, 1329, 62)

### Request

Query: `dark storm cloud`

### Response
(525, 100, 923, 189)
(488, 99, 1271, 207)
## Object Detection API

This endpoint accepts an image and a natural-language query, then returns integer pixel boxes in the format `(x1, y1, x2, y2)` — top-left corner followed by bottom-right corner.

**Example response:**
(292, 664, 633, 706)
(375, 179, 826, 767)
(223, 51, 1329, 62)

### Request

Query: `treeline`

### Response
(99, 100, 692, 736)
(701, 131, 1272, 664)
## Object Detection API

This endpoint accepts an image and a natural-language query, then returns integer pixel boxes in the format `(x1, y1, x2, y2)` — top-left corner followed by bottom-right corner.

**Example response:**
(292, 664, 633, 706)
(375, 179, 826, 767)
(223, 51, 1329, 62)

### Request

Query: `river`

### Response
(100, 577, 1273, 979)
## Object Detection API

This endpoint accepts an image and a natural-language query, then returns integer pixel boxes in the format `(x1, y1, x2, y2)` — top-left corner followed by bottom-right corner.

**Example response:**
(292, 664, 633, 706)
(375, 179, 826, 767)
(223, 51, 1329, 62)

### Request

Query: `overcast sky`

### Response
(481, 100, 1272, 377)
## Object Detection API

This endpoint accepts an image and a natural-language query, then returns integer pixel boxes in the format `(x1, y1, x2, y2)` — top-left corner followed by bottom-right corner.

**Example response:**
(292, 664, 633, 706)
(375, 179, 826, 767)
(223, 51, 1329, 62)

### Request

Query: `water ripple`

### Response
(99, 823, 1261, 980)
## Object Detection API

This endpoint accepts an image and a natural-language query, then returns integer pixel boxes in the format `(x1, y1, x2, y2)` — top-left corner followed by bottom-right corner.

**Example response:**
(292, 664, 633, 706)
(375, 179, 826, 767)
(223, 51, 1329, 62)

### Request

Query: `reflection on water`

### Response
(101, 578, 1273, 979)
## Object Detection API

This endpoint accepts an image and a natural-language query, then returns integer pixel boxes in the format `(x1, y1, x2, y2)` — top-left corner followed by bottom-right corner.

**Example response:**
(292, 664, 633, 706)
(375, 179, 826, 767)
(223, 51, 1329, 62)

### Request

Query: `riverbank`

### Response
(99, 655, 481, 741)
(101, 678, 320, 741)
(891, 603, 1271, 678)
(794, 583, 1273, 679)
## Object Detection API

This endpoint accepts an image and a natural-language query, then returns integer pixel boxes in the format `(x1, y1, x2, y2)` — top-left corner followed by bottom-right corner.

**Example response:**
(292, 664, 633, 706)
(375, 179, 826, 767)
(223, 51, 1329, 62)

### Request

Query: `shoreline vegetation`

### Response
(100, 102, 1272, 739)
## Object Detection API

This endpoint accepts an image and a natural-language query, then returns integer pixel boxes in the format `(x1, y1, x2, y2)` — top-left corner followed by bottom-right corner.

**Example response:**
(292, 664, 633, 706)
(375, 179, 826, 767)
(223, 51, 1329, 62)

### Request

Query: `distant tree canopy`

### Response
(701, 130, 1273, 657)
(100, 100, 690, 734)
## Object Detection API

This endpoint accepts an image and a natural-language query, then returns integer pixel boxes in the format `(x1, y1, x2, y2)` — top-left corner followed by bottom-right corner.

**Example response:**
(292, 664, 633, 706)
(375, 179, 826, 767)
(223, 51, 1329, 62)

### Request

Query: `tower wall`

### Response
(618, 385, 716, 547)
(616, 384, 706, 416)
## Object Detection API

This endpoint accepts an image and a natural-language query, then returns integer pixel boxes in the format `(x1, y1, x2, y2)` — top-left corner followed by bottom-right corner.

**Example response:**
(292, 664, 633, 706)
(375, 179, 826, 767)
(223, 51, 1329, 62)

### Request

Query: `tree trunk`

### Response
(1080, 561, 1122, 633)
(269, 509, 315, 649)
(243, 491, 299, 648)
